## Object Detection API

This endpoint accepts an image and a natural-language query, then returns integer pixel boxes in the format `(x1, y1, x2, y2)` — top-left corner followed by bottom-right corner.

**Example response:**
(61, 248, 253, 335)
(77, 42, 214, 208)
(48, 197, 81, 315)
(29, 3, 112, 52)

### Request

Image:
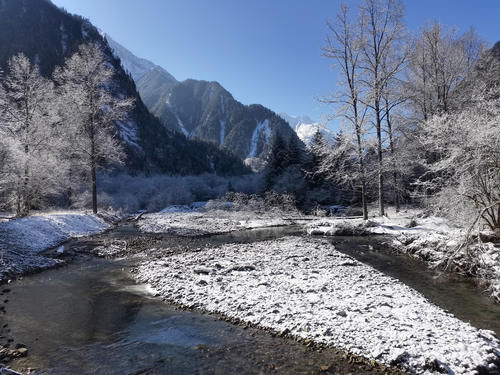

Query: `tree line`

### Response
(0, 43, 133, 216)
(310, 0, 499, 232)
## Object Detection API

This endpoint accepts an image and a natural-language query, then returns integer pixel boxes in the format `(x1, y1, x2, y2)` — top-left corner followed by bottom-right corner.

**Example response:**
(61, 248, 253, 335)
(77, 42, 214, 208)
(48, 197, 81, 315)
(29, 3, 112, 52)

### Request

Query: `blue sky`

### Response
(52, 0, 499, 124)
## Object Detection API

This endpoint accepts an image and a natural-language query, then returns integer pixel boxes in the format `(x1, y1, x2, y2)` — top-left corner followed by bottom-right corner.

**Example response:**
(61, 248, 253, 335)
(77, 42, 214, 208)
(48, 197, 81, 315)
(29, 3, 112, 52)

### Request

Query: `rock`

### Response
(230, 265, 256, 272)
(193, 267, 211, 275)
(279, 328, 290, 336)
(320, 365, 330, 371)
(390, 351, 410, 367)
(336, 310, 347, 317)
(423, 358, 448, 373)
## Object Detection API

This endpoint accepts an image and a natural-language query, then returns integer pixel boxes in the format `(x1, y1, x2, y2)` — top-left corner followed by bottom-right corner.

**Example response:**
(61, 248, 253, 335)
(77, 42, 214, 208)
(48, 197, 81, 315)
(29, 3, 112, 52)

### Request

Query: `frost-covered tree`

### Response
(359, 0, 407, 216)
(418, 84, 500, 233)
(323, 4, 369, 219)
(0, 54, 63, 216)
(54, 43, 134, 213)
(405, 23, 485, 121)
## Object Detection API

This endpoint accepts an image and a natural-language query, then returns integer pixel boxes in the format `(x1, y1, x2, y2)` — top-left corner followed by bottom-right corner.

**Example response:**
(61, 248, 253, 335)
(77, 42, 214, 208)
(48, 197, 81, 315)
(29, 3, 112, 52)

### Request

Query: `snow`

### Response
(59, 23, 68, 54)
(138, 210, 295, 236)
(305, 208, 500, 302)
(175, 114, 189, 137)
(247, 119, 271, 158)
(136, 236, 499, 375)
(0, 212, 109, 254)
(219, 119, 226, 145)
(279, 113, 330, 145)
(117, 119, 141, 149)
(0, 212, 110, 282)
(295, 122, 330, 145)
(159, 205, 193, 213)
(107, 35, 177, 83)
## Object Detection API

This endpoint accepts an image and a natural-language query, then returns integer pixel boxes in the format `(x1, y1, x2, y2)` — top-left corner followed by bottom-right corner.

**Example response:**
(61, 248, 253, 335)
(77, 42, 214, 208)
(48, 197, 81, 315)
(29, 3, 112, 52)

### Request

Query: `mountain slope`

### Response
(0, 0, 248, 175)
(110, 40, 300, 160)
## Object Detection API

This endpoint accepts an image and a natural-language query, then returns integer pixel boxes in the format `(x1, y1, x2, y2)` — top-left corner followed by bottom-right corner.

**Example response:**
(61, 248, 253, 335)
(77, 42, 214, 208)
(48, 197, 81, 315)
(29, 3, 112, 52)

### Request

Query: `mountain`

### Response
(109, 39, 300, 161)
(0, 0, 248, 176)
(279, 113, 330, 145)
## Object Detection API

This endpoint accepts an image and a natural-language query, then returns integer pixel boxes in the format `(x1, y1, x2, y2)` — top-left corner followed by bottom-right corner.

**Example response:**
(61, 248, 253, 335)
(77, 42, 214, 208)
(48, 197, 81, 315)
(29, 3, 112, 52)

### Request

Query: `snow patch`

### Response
(0, 212, 110, 282)
(295, 122, 329, 145)
(138, 210, 293, 236)
(0, 212, 109, 254)
(175, 114, 189, 137)
(219, 120, 226, 145)
(247, 119, 271, 158)
(117, 120, 141, 149)
(59, 23, 68, 54)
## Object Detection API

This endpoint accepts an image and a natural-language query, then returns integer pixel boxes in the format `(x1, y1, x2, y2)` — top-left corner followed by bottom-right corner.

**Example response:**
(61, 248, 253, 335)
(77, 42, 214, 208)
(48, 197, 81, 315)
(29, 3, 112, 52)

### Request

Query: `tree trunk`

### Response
(90, 131, 98, 214)
(375, 101, 385, 216)
(385, 98, 400, 212)
(21, 144, 30, 217)
(355, 126, 368, 220)
(91, 157, 97, 214)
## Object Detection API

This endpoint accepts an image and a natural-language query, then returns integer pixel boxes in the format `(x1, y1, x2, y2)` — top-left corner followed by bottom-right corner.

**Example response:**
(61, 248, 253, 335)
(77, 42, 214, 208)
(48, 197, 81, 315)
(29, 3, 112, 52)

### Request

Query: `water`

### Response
(4, 259, 263, 374)
(5, 226, 401, 375)
(3, 226, 500, 374)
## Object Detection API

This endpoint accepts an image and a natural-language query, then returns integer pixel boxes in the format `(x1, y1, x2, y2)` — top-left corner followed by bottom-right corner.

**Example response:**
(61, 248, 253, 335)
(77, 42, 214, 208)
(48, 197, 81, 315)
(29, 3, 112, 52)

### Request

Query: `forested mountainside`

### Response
(108, 37, 300, 161)
(0, 0, 249, 175)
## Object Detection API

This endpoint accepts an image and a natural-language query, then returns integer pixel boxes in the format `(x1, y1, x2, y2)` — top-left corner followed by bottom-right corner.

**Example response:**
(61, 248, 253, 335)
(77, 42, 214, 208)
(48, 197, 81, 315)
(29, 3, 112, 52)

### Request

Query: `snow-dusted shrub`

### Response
(208, 191, 299, 214)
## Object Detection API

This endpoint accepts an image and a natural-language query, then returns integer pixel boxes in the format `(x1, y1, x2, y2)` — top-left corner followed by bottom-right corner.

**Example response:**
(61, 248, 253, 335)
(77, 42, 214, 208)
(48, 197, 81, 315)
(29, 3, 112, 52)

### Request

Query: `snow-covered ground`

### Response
(136, 236, 500, 374)
(138, 209, 301, 236)
(305, 207, 500, 302)
(0, 212, 110, 281)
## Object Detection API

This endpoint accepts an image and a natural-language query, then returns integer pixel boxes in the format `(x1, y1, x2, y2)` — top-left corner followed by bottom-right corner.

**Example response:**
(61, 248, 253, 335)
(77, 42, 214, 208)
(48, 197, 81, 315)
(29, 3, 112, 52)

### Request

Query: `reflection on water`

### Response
(6, 259, 258, 374)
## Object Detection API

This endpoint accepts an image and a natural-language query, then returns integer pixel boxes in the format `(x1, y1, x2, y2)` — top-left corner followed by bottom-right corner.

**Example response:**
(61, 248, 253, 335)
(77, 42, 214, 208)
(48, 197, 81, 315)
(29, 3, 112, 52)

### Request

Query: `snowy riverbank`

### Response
(0, 212, 111, 281)
(136, 236, 499, 374)
(137, 209, 305, 236)
(305, 208, 500, 302)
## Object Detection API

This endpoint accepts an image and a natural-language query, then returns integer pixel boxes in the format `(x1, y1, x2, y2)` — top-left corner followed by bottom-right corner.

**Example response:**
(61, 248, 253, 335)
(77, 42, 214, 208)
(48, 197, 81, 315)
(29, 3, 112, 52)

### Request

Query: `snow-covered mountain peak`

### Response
(280, 112, 328, 145)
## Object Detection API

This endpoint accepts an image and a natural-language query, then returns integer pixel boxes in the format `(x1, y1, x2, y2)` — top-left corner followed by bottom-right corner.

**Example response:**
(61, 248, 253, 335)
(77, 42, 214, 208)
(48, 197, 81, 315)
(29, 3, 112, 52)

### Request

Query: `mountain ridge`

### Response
(108, 37, 301, 161)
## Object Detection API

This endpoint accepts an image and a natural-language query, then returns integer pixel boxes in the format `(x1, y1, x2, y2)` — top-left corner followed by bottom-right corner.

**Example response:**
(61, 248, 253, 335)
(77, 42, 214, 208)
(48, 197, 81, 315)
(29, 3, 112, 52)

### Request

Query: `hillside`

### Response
(0, 0, 248, 176)
(109, 38, 300, 161)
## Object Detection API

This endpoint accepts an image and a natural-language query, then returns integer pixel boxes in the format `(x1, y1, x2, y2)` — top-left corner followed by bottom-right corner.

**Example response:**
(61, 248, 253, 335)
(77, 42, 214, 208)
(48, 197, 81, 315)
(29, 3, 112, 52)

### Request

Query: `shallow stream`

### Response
(3, 224, 499, 374)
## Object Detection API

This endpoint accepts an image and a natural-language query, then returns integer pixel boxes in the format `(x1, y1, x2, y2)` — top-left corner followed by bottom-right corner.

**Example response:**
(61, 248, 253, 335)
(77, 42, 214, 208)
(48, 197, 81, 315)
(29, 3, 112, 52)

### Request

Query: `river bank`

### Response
(1, 208, 499, 374)
(305, 207, 500, 303)
(0, 211, 118, 283)
(4, 227, 405, 375)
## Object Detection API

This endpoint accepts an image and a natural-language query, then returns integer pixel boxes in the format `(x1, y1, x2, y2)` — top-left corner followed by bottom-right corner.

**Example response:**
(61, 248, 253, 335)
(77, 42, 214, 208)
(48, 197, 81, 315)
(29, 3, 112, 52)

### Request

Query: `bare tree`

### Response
(323, 4, 369, 219)
(54, 43, 134, 213)
(360, 0, 406, 216)
(0, 54, 63, 216)
(405, 23, 485, 121)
